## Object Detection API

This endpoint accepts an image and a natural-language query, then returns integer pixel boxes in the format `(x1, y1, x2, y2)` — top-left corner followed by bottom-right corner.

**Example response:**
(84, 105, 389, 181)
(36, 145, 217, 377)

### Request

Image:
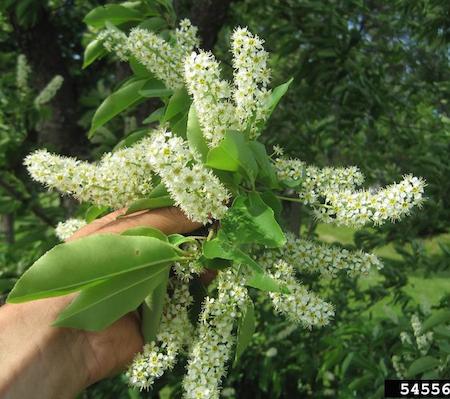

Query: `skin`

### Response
(0, 207, 203, 399)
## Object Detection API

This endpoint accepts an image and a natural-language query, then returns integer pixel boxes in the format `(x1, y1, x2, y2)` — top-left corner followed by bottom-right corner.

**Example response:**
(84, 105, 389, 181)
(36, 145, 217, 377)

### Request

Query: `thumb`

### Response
(68, 207, 201, 241)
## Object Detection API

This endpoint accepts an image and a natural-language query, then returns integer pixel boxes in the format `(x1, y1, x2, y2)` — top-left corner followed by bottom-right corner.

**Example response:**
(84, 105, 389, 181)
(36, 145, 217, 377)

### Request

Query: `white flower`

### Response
(257, 232, 382, 277)
(268, 259, 334, 328)
(127, 20, 199, 90)
(16, 54, 31, 98)
(34, 75, 64, 107)
(182, 269, 248, 399)
(146, 129, 230, 223)
(231, 27, 271, 138)
(54, 218, 86, 241)
(184, 51, 238, 147)
(24, 140, 154, 209)
(97, 27, 129, 61)
(127, 281, 193, 390)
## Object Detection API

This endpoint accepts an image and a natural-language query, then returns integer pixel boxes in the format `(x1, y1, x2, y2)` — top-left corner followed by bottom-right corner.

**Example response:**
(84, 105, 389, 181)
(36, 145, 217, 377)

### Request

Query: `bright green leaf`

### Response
(266, 78, 293, 118)
(7, 235, 181, 303)
(124, 196, 174, 215)
(139, 79, 172, 98)
(122, 226, 168, 242)
(53, 265, 169, 330)
(84, 4, 142, 28)
(186, 106, 209, 162)
(85, 205, 109, 223)
(163, 88, 191, 122)
(89, 78, 149, 137)
(83, 39, 107, 68)
(206, 131, 258, 182)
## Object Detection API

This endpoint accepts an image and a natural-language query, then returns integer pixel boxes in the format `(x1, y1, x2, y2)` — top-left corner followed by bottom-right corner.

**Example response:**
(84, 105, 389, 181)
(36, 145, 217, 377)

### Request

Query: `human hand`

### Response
(0, 207, 201, 399)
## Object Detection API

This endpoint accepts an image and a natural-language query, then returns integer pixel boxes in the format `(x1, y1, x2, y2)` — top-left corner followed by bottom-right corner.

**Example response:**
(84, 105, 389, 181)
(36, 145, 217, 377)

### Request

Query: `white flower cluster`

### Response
(127, 281, 193, 390)
(184, 52, 238, 147)
(315, 175, 425, 227)
(173, 242, 204, 282)
(392, 355, 406, 379)
(268, 259, 334, 328)
(127, 19, 199, 89)
(54, 218, 87, 241)
(274, 157, 364, 202)
(146, 130, 230, 223)
(24, 141, 154, 209)
(231, 27, 271, 138)
(182, 268, 248, 399)
(16, 54, 30, 98)
(34, 75, 64, 107)
(184, 27, 273, 147)
(97, 28, 129, 61)
(258, 232, 382, 277)
(411, 314, 433, 355)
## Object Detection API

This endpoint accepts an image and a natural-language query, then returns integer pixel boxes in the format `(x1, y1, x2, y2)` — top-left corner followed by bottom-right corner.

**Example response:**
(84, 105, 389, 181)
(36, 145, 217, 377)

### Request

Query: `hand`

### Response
(0, 207, 201, 399)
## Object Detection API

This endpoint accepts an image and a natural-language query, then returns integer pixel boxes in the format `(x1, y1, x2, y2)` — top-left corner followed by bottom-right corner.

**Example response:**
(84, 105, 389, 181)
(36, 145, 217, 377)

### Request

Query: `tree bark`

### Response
(189, 0, 234, 50)
(9, 8, 86, 156)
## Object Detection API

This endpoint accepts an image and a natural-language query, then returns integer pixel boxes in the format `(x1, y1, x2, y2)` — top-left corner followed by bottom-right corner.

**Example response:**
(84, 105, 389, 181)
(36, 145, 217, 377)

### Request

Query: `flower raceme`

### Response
(19, 18, 428, 399)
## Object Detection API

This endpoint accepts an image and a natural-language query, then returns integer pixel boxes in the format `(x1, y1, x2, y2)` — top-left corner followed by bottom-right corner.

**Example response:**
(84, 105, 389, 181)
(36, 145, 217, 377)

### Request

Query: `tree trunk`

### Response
(9, 8, 86, 156)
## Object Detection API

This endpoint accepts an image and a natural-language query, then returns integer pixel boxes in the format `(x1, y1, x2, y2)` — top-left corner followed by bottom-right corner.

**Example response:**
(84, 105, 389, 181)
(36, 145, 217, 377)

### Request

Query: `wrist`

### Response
(0, 296, 91, 398)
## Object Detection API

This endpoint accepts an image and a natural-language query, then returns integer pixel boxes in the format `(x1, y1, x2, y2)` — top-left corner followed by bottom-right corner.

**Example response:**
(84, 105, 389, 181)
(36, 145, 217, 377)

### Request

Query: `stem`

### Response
(276, 195, 304, 203)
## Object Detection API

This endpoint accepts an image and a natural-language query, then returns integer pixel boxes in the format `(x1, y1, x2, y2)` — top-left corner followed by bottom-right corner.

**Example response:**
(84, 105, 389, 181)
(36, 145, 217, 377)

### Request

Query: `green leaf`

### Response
(170, 111, 188, 138)
(234, 300, 256, 364)
(122, 226, 168, 242)
(206, 130, 258, 182)
(221, 193, 286, 248)
(0, 278, 16, 293)
(138, 17, 167, 32)
(143, 107, 165, 124)
(53, 265, 169, 330)
(246, 273, 287, 293)
(7, 235, 181, 303)
(84, 4, 142, 28)
(139, 79, 173, 98)
(260, 191, 282, 220)
(89, 78, 149, 137)
(168, 234, 195, 247)
(422, 309, 450, 332)
(113, 129, 149, 151)
(85, 205, 109, 223)
(129, 57, 154, 78)
(248, 141, 279, 188)
(124, 196, 174, 215)
(266, 78, 293, 118)
(406, 356, 440, 377)
(186, 106, 209, 162)
(141, 269, 169, 342)
(83, 39, 107, 68)
(163, 88, 191, 122)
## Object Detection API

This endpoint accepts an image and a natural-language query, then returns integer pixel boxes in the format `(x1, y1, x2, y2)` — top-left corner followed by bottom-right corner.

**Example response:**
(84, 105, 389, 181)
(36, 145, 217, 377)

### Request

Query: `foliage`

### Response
(0, 1, 449, 398)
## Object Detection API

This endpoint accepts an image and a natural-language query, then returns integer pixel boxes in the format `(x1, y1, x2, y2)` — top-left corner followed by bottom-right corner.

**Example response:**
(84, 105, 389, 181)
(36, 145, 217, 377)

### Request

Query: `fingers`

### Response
(68, 207, 202, 241)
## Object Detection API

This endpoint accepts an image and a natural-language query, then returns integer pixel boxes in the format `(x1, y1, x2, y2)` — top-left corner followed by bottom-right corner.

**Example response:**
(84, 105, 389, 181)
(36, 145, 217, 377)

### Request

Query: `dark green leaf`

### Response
(248, 141, 278, 188)
(53, 265, 169, 330)
(139, 79, 172, 98)
(406, 356, 440, 377)
(422, 309, 450, 332)
(141, 269, 169, 342)
(7, 235, 181, 303)
(234, 300, 256, 364)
